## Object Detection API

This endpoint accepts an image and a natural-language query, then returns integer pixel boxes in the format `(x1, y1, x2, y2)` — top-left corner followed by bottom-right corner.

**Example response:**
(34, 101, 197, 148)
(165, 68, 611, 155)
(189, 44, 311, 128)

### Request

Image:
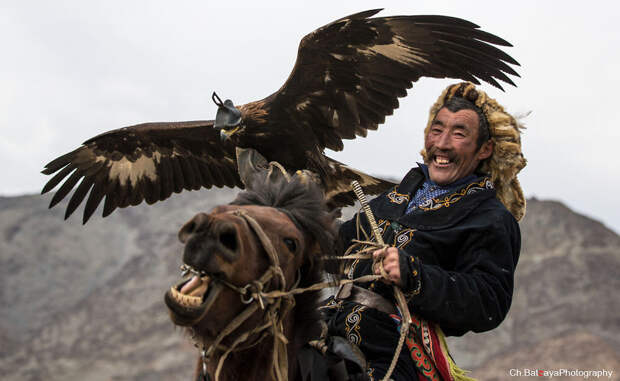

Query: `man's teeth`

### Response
(435, 157, 450, 164)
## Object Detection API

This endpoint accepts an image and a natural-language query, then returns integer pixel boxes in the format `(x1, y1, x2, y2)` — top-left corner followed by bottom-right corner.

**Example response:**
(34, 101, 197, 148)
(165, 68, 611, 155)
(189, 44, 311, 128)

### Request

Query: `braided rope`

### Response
(194, 201, 412, 381)
(351, 181, 413, 381)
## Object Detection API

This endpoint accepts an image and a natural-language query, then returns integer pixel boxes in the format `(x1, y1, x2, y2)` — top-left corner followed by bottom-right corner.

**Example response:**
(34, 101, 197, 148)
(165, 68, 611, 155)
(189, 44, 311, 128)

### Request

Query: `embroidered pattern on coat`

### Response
(387, 187, 410, 205)
(367, 367, 376, 381)
(346, 212, 378, 279)
(405, 256, 422, 298)
(321, 298, 342, 310)
(418, 178, 493, 211)
(405, 314, 442, 381)
(394, 228, 416, 248)
(377, 219, 391, 235)
(345, 305, 367, 345)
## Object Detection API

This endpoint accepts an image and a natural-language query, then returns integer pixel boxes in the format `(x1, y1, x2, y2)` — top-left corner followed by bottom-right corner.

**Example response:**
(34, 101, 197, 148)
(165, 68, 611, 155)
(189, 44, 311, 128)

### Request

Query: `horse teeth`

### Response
(170, 267, 211, 308)
(170, 286, 203, 307)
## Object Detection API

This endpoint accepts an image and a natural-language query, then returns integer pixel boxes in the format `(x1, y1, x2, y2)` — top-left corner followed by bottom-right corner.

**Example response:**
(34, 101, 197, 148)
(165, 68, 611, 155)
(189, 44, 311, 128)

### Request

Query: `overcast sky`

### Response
(1, 1, 619, 234)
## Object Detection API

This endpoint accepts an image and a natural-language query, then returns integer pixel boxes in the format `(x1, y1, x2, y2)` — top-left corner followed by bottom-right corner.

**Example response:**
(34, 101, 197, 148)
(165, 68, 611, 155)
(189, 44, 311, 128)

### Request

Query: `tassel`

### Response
(435, 327, 478, 381)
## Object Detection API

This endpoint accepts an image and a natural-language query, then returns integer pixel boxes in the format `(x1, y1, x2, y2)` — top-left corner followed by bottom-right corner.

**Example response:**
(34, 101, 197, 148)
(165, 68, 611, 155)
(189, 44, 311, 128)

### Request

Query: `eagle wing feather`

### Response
(265, 10, 520, 153)
(41, 120, 242, 223)
(323, 156, 397, 208)
(41, 9, 520, 223)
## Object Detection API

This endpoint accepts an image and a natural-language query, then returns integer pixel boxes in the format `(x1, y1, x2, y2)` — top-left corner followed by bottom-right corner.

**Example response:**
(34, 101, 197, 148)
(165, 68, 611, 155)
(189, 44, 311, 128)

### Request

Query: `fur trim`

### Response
(420, 82, 527, 221)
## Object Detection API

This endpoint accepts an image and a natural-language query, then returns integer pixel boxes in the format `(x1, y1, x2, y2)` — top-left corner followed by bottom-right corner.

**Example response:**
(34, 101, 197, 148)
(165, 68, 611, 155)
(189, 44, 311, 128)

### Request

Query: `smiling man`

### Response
(425, 98, 493, 186)
(322, 82, 526, 380)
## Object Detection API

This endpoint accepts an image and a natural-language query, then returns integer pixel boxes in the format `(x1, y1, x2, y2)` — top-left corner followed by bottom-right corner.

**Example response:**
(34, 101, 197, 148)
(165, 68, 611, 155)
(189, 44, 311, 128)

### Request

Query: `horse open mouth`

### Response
(165, 273, 224, 326)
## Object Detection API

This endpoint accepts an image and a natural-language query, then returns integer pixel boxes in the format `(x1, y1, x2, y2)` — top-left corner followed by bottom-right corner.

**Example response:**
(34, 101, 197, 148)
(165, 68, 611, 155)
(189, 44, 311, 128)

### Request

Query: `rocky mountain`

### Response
(446, 198, 620, 380)
(1, 191, 618, 380)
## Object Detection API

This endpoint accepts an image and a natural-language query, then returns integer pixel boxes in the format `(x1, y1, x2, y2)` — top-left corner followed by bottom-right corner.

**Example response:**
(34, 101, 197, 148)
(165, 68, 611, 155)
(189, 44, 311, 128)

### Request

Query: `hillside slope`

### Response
(1, 192, 618, 380)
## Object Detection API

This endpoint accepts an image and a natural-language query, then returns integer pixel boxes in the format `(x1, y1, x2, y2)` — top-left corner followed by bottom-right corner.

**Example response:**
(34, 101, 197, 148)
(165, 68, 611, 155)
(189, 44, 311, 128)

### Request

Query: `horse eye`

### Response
(283, 238, 297, 253)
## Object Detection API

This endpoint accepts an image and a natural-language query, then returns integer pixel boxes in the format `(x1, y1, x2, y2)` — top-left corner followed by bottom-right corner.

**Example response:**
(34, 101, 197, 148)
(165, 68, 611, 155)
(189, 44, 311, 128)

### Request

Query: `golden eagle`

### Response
(41, 9, 519, 223)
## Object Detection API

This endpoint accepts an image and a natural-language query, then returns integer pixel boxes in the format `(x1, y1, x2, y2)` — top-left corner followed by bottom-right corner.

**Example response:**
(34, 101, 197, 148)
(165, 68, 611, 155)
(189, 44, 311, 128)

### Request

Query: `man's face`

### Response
(424, 107, 493, 185)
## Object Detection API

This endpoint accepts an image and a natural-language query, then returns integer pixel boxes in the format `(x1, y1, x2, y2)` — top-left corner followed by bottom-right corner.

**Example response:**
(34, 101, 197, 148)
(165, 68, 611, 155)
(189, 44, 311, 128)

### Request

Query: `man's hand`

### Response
(372, 247, 402, 287)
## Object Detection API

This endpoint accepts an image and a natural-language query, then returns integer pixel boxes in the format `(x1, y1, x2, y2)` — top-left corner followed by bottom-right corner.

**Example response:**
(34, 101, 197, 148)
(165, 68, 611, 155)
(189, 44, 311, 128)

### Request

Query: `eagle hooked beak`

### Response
(219, 126, 240, 141)
(212, 92, 242, 141)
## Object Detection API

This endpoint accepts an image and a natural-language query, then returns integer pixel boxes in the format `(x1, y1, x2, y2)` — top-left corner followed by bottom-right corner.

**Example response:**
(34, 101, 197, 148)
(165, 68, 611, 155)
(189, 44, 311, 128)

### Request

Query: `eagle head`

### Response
(212, 92, 244, 141)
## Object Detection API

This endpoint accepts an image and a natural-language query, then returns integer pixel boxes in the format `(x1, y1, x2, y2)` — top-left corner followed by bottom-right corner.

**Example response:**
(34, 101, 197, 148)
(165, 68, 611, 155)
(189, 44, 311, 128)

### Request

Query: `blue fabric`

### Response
(406, 163, 477, 214)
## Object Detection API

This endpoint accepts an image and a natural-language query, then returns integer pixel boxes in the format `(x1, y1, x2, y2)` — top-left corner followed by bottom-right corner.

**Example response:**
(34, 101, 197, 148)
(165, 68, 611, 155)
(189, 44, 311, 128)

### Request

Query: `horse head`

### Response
(165, 171, 338, 379)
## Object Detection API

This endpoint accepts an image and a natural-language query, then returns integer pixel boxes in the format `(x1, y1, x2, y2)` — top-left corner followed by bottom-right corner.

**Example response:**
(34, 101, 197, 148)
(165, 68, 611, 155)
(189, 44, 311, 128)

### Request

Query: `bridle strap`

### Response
(205, 303, 260, 359)
(234, 209, 292, 381)
(196, 211, 385, 381)
(235, 210, 280, 266)
(235, 209, 287, 290)
(200, 209, 296, 381)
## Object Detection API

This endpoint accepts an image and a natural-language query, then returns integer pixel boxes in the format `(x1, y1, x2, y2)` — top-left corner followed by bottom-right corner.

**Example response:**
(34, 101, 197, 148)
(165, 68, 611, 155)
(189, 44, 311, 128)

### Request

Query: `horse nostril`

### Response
(219, 230, 238, 253)
(186, 222, 196, 233)
(179, 213, 210, 243)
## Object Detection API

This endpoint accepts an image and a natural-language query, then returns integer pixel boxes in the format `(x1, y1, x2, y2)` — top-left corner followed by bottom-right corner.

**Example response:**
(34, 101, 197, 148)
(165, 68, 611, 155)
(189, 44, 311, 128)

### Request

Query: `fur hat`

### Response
(420, 82, 527, 221)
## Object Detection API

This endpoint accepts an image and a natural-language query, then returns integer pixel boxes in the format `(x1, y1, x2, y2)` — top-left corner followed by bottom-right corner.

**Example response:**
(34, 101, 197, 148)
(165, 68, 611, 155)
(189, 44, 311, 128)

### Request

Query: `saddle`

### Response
(297, 335, 369, 381)
(296, 284, 400, 381)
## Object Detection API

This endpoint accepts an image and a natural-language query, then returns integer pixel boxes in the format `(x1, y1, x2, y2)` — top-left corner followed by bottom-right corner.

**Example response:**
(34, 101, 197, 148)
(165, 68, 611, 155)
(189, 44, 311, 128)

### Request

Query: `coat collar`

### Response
(370, 167, 496, 231)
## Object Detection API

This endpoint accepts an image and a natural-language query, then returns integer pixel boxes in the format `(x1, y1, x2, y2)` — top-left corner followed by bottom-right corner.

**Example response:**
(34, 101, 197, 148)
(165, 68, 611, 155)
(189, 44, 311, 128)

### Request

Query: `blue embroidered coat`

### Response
(348, 166, 520, 334)
(323, 166, 521, 379)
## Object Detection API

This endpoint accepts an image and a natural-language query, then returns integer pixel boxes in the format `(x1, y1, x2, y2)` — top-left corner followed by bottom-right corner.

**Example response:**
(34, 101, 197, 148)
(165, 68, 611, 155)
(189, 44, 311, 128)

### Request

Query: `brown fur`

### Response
(169, 175, 338, 381)
(421, 82, 527, 221)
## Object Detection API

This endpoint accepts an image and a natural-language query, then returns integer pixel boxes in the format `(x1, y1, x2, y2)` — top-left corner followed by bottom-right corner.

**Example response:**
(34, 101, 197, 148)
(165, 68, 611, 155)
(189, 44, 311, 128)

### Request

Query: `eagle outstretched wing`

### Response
(265, 9, 519, 152)
(42, 9, 520, 223)
(41, 121, 242, 223)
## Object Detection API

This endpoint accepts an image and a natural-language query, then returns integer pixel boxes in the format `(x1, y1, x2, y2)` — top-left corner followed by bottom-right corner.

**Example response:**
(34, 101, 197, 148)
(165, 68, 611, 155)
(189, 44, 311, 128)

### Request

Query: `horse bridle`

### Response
(185, 209, 300, 381)
(182, 208, 386, 381)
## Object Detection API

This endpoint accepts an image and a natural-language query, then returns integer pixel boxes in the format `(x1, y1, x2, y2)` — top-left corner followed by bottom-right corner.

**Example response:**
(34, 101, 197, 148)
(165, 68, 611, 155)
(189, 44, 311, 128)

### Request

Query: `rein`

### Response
(193, 209, 296, 381)
(189, 208, 392, 381)
(351, 181, 413, 381)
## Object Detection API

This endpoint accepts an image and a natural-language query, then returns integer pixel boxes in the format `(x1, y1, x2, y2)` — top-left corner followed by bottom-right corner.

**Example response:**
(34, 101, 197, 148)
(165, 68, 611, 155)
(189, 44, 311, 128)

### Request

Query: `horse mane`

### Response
(231, 174, 337, 258)
(231, 174, 339, 347)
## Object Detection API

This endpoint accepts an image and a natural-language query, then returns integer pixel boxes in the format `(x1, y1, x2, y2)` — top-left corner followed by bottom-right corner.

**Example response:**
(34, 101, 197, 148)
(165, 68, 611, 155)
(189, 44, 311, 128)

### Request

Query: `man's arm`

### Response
(375, 212, 520, 336)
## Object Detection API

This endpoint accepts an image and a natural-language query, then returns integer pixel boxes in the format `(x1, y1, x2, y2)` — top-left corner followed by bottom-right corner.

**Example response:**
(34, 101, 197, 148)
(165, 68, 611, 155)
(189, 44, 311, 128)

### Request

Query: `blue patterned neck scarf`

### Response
(406, 163, 477, 214)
